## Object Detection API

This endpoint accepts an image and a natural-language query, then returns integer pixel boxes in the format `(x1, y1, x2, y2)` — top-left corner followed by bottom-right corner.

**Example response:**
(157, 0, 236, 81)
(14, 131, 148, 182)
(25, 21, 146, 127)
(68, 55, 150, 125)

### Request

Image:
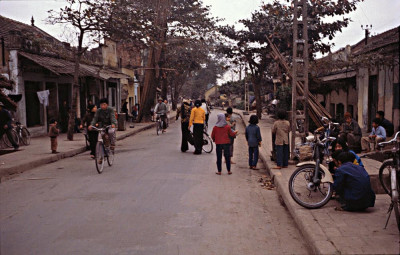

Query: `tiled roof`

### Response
(351, 26, 399, 55)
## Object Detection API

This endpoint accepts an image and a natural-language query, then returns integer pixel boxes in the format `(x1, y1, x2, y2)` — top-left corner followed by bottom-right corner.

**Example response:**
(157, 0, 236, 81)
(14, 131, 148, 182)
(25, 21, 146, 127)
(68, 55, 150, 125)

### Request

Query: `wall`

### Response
(102, 39, 118, 69)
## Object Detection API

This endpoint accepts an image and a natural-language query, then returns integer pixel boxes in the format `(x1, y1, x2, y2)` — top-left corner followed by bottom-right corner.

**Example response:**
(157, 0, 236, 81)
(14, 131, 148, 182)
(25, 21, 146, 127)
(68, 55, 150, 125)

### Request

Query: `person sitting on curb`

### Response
(272, 110, 290, 169)
(333, 151, 376, 211)
(361, 118, 386, 153)
(339, 112, 362, 153)
(376, 111, 394, 138)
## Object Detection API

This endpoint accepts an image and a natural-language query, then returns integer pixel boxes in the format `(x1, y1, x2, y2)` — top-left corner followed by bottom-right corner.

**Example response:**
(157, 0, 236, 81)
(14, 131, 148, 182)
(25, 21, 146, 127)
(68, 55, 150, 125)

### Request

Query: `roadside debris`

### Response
(258, 175, 275, 190)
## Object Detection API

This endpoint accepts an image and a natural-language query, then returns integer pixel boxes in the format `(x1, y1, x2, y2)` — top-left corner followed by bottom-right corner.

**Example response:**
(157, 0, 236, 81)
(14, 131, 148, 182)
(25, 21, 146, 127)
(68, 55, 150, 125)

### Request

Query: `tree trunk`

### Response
(137, 48, 156, 122)
(252, 77, 263, 119)
(67, 34, 84, 141)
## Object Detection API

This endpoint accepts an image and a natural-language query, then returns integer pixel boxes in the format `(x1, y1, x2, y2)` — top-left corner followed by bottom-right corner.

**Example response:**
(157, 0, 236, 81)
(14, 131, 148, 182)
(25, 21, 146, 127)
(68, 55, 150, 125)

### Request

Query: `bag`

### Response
(187, 131, 194, 145)
(299, 145, 313, 161)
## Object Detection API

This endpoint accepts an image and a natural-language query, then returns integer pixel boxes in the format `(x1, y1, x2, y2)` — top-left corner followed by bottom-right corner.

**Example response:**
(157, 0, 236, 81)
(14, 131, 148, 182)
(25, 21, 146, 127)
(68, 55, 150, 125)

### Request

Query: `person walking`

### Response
(272, 110, 290, 169)
(176, 99, 192, 152)
(0, 102, 19, 150)
(80, 104, 98, 159)
(201, 99, 210, 127)
(188, 100, 205, 154)
(48, 119, 59, 154)
(211, 113, 238, 175)
(246, 115, 262, 170)
(226, 107, 237, 164)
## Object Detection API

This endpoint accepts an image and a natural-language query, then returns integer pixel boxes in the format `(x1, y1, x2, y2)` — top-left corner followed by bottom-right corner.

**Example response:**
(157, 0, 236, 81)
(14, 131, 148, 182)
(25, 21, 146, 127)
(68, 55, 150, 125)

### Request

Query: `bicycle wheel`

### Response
(289, 164, 333, 209)
(20, 127, 31, 145)
(379, 160, 394, 196)
(202, 132, 213, 153)
(391, 170, 400, 231)
(3, 129, 19, 148)
(156, 121, 160, 135)
(95, 142, 105, 174)
(106, 147, 115, 166)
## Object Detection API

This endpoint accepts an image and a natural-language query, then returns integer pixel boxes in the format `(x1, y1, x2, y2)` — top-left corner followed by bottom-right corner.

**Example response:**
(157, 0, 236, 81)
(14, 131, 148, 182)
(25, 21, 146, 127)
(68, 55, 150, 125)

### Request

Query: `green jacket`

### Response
(91, 107, 117, 127)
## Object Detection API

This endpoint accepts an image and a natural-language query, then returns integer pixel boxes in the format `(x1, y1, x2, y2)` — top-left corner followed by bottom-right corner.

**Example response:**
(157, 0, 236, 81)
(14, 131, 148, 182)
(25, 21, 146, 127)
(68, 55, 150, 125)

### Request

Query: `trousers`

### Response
(276, 144, 289, 167)
(216, 144, 231, 172)
(248, 146, 259, 167)
(50, 137, 58, 152)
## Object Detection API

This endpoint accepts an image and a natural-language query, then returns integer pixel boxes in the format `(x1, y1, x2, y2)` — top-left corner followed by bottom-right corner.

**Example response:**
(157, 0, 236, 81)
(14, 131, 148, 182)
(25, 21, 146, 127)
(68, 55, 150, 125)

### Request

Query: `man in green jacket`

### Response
(89, 98, 117, 150)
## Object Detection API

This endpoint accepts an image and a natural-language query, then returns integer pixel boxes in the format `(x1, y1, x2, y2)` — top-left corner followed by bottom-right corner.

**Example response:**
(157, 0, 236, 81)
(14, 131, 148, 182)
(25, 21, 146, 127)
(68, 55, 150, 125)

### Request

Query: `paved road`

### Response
(0, 111, 308, 255)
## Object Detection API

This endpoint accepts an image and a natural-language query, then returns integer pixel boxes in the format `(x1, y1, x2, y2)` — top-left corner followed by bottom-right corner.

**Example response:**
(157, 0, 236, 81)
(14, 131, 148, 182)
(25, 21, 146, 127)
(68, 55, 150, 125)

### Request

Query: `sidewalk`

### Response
(235, 110, 399, 255)
(0, 112, 176, 181)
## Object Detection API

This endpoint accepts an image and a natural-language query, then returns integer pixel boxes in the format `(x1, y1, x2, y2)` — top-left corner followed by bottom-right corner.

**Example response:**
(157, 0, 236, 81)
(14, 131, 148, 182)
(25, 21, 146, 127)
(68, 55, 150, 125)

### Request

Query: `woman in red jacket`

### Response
(211, 113, 238, 175)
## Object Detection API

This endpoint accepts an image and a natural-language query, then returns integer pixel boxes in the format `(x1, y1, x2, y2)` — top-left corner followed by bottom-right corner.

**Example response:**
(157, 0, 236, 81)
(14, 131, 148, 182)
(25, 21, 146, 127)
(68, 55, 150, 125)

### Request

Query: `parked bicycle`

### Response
(378, 131, 400, 231)
(288, 117, 338, 209)
(90, 125, 115, 174)
(2, 121, 30, 147)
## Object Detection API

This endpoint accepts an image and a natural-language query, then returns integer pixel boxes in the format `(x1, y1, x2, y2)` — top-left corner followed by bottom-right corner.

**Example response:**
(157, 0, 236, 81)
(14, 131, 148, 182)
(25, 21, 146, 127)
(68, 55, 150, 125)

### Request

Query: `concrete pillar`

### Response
(357, 68, 369, 129)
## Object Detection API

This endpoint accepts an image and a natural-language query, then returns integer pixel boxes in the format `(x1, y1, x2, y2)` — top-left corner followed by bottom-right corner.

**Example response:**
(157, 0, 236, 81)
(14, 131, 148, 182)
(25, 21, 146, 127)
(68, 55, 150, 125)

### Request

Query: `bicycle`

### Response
(378, 131, 400, 231)
(15, 122, 31, 145)
(90, 125, 115, 174)
(202, 131, 213, 153)
(288, 117, 337, 209)
(2, 128, 19, 148)
(156, 114, 166, 135)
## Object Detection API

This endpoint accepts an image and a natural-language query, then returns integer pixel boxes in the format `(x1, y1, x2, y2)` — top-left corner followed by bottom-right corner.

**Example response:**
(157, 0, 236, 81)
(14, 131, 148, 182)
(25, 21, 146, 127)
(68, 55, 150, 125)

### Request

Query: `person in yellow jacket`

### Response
(189, 99, 206, 154)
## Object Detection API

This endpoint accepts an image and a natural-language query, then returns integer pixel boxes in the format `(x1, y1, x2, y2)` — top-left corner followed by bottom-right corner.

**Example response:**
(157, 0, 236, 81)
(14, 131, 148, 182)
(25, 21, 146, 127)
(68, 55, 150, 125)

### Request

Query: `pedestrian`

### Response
(0, 102, 19, 150)
(361, 118, 386, 152)
(189, 99, 205, 154)
(272, 110, 290, 169)
(48, 119, 60, 154)
(164, 99, 171, 127)
(376, 111, 394, 137)
(80, 104, 98, 159)
(226, 107, 237, 164)
(132, 104, 138, 121)
(121, 101, 129, 121)
(211, 113, 238, 175)
(339, 112, 362, 152)
(176, 99, 192, 152)
(201, 99, 209, 127)
(333, 151, 376, 211)
(246, 115, 262, 170)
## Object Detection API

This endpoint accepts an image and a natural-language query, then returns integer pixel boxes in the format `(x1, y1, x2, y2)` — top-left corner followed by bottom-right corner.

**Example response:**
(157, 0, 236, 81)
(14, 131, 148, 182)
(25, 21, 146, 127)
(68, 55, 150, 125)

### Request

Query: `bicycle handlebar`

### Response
(378, 131, 400, 147)
(90, 125, 113, 132)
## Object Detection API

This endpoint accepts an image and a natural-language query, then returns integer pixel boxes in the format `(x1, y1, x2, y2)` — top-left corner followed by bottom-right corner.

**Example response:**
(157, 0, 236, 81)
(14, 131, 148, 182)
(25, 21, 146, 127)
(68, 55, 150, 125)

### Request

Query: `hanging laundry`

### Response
(37, 90, 50, 107)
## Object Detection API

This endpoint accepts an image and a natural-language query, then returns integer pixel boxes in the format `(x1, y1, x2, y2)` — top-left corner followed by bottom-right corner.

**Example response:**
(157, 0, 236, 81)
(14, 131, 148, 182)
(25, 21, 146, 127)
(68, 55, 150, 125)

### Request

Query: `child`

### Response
(272, 110, 290, 169)
(361, 118, 386, 152)
(48, 119, 59, 154)
(211, 113, 238, 175)
(245, 115, 262, 170)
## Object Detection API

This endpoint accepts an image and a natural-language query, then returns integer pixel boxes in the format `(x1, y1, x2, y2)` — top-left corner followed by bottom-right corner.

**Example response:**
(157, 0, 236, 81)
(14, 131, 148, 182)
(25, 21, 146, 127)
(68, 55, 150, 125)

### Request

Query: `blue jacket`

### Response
(333, 162, 375, 209)
(371, 126, 386, 140)
(245, 124, 262, 147)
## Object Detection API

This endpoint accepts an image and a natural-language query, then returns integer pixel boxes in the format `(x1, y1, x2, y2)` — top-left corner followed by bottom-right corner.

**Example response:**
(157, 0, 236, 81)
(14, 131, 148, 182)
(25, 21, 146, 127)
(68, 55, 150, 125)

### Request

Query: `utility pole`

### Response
(361, 24, 372, 45)
(291, 0, 309, 159)
(244, 66, 250, 113)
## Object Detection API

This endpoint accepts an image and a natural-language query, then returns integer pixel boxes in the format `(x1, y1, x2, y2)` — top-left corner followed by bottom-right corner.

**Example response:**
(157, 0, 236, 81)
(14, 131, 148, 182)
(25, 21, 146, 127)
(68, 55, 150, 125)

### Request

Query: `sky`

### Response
(0, 0, 399, 82)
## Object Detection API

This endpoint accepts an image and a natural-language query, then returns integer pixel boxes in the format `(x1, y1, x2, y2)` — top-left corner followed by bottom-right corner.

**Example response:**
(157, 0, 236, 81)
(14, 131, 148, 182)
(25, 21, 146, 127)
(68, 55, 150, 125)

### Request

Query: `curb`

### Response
(0, 117, 175, 180)
(234, 110, 339, 255)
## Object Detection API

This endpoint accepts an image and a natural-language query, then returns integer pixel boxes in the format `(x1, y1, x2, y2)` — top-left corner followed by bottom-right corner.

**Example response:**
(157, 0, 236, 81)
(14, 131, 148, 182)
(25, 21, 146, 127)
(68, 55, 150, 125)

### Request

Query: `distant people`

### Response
(189, 100, 205, 154)
(176, 99, 192, 152)
(211, 113, 238, 175)
(164, 99, 170, 127)
(376, 111, 394, 137)
(121, 101, 129, 121)
(59, 100, 70, 133)
(131, 104, 138, 121)
(0, 102, 19, 150)
(48, 119, 60, 154)
(80, 104, 98, 159)
(246, 115, 262, 170)
(272, 110, 290, 169)
(154, 98, 168, 132)
(361, 118, 386, 152)
(226, 107, 237, 164)
(339, 112, 362, 153)
(333, 151, 376, 211)
(332, 138, 364, 167)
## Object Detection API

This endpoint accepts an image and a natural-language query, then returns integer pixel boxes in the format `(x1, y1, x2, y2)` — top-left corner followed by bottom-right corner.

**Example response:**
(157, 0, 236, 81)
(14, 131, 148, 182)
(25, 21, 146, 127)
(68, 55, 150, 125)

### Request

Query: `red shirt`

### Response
(211, 125, 236, 144)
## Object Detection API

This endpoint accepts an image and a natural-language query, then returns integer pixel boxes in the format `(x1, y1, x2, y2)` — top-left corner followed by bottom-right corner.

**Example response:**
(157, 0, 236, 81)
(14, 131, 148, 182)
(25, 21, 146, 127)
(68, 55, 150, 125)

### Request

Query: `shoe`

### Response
(228, 171, 232, 175)
(216, 172, 221, 175)
(249, 166, 253, 169)
(252, 167, 259, 170)
(273, 166, 282, 169)
(13, 145, 19, 150)
(282, 166, 288, 168)
(52, 151, 59, 154)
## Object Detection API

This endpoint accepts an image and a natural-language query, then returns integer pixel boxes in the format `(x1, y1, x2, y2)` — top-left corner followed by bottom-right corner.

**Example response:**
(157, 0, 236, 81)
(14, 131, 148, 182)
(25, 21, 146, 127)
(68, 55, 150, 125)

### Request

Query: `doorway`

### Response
(368, 75, 378, 131)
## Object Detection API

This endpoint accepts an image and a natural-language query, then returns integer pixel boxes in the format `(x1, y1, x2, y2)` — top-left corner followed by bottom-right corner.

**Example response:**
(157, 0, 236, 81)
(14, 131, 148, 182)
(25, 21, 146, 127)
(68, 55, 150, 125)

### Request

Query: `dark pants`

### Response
(0, 128, 18, 148)
(248, 146, 259, 167)
(88, 131, 98, 156)
(181, 122, 190, 152)
(205, 114, 209, 126)
(50, 137, 58, 152)
(159, 115, 167, 129)
(216, 144, 231, 172)
(276, 144, 289, 167)
(229, 138, 235, 157)
(193, 123, 204, 153)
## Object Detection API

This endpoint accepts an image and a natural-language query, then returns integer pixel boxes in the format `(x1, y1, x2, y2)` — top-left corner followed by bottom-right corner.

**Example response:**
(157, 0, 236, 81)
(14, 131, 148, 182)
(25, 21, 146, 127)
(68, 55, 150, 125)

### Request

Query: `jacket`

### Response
(370, 126, 386, 140)
(176, 103, 191, 123)
(272, 120, 290, 145)
(333, 162, 375, 209)
(211, 125, 236, 144)
(189, 107, 205, 127)
(341, 119, 361, 137)
(381, 118, 394, 137)
(91, 107, 117, 127)
(48, 125, 59, 138)
(245, 124, 262, 147)
(154, 102, 167, 115)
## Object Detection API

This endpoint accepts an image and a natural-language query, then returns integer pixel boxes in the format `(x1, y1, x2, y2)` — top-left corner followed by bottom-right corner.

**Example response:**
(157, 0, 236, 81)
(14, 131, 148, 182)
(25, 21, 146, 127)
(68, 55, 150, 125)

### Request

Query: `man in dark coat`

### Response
(376, 111, 394, 137)
(333, 151, 376, 211)
(0, 102, 19, 150)
(176, 99, 192, 152)
(339, 112, 362, 152)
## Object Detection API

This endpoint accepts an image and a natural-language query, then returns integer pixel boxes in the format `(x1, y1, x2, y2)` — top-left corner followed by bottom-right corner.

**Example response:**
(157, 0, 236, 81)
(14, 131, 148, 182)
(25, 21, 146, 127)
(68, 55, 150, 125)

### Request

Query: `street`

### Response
(0, 111, 308, 255)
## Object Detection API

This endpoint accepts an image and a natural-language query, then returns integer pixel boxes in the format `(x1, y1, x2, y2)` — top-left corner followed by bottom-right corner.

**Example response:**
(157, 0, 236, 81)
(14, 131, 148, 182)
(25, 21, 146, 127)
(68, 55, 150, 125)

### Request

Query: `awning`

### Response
(99, 69, 130, 80)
